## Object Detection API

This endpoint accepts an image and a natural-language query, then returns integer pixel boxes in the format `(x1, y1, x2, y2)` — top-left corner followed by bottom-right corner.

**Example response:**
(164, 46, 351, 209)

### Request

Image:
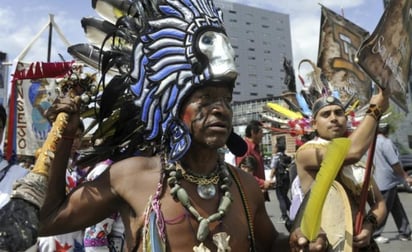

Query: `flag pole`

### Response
(47, 14, 54, 62)
(353, 123, 379, 252)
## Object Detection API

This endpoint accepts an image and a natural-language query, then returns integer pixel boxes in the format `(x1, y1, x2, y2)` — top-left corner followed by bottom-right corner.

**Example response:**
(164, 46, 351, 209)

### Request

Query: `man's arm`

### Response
(39, 167, 123, 235)
(353, 179, 387, 247)
(0, 96, 82, 251)
(345, 87, 390, 163)
(38, 95, 81, 219)
(299, 88, 390, 172)
(269, 155, 278, 181)
(392, 162, 412, 185)
(39, 137, 74, 218)
(385, 138, 412, 185)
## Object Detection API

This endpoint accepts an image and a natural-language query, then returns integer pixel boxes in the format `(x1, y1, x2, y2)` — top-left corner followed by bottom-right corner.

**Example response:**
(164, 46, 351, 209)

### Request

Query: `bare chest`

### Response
(165, 184, 251, 251)
(130, 181, 252, 252)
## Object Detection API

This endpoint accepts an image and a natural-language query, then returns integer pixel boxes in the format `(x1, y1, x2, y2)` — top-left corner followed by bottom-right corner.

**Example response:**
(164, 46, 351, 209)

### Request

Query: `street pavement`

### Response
(265, 188, 412, 250)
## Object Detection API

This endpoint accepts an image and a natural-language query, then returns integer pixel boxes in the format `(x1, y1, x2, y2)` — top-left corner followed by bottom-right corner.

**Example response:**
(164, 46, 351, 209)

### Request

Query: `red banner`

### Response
(6, 61, 73, 160)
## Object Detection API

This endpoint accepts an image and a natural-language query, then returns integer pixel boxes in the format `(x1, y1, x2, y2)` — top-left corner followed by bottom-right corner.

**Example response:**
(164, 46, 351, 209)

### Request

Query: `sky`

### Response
(0, 0, 385, 75)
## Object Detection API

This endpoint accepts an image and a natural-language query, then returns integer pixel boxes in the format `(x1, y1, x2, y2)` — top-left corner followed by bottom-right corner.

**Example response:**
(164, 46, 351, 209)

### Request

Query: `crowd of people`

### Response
(1, 0, 412, 251)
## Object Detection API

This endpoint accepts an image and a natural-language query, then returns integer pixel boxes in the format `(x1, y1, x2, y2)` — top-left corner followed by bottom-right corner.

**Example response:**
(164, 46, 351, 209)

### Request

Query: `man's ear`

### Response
(310, 119, 316, 130)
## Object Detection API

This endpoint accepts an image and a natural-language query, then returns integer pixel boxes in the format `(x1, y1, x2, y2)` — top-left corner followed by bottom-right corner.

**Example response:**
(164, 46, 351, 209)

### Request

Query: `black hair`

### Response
(378, 123, 390, 135)
(245, 120, 262, 138)
(239, 155, 258, 172)
(276, 142, 286, 152)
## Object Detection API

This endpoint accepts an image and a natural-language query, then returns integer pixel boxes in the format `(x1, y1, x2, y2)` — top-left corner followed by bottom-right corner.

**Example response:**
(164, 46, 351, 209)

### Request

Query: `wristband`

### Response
(365, 104, 383, 121)
(364, 212, 378, 230)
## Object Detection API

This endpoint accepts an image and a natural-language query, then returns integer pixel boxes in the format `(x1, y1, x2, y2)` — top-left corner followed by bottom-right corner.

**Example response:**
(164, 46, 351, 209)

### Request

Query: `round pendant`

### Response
(197, 184, 216, 199)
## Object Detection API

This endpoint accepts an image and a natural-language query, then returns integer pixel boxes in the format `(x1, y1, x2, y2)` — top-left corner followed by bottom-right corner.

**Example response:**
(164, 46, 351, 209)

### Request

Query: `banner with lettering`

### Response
(6, 61, 73, 160)
(318, 5, 372, 108)
(357, 0, 411, 112)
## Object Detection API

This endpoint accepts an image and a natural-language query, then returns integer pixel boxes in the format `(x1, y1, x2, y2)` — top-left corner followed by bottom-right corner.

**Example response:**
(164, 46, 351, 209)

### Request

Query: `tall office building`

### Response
(216, 1, 293, 102)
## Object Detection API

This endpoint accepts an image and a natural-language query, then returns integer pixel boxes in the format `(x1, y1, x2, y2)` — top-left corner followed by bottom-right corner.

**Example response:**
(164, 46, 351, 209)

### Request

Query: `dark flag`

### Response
(357, 0, 412, 112)
(383, 0, 391, 8)
(318, 5, 372, 108)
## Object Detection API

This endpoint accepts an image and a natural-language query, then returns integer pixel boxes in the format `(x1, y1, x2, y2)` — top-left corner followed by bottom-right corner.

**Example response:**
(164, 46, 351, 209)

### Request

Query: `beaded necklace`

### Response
(165, 158, 233, 248)
(144, 154, 256, 251)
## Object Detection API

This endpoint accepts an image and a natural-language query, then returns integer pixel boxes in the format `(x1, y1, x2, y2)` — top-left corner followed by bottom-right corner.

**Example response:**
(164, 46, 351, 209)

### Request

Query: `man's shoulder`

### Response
(297, 139, 328, 152)
(229, 166, 263, 195)
(110, 155, 161, 176)
(109, 156, 162, 199)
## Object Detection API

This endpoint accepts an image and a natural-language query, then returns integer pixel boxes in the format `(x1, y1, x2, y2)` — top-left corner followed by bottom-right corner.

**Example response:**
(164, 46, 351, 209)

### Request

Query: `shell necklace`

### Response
(165, 159, 233, 245)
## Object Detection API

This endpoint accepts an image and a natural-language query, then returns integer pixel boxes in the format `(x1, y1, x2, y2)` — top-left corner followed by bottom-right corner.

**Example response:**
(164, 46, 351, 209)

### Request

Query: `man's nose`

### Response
(329, 112, 339, 120)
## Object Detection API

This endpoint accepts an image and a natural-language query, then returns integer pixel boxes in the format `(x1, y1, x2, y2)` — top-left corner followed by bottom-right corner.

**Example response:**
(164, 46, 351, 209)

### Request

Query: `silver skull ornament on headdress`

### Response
(128, 0, 238, 161)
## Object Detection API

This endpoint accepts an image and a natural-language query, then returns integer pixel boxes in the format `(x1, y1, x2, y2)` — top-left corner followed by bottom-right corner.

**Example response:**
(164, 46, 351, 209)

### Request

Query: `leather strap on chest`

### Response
(227, 165, 257, 252)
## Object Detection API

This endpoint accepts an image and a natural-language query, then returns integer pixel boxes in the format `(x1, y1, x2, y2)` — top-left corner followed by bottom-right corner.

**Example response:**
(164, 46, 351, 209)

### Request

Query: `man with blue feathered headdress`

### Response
(0, 0, 329, 251)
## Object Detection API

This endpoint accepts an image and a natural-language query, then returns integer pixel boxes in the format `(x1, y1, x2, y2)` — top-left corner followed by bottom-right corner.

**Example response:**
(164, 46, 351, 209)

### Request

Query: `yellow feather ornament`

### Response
(300, 137, 351, 241)
(266, 102, 303, 119)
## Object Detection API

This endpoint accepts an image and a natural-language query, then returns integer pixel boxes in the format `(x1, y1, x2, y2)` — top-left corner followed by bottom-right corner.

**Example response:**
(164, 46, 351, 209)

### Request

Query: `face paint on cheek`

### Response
(182, 103, 204, 126)
(190, 108, 207, 133)
(182, 108, 194, 125)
